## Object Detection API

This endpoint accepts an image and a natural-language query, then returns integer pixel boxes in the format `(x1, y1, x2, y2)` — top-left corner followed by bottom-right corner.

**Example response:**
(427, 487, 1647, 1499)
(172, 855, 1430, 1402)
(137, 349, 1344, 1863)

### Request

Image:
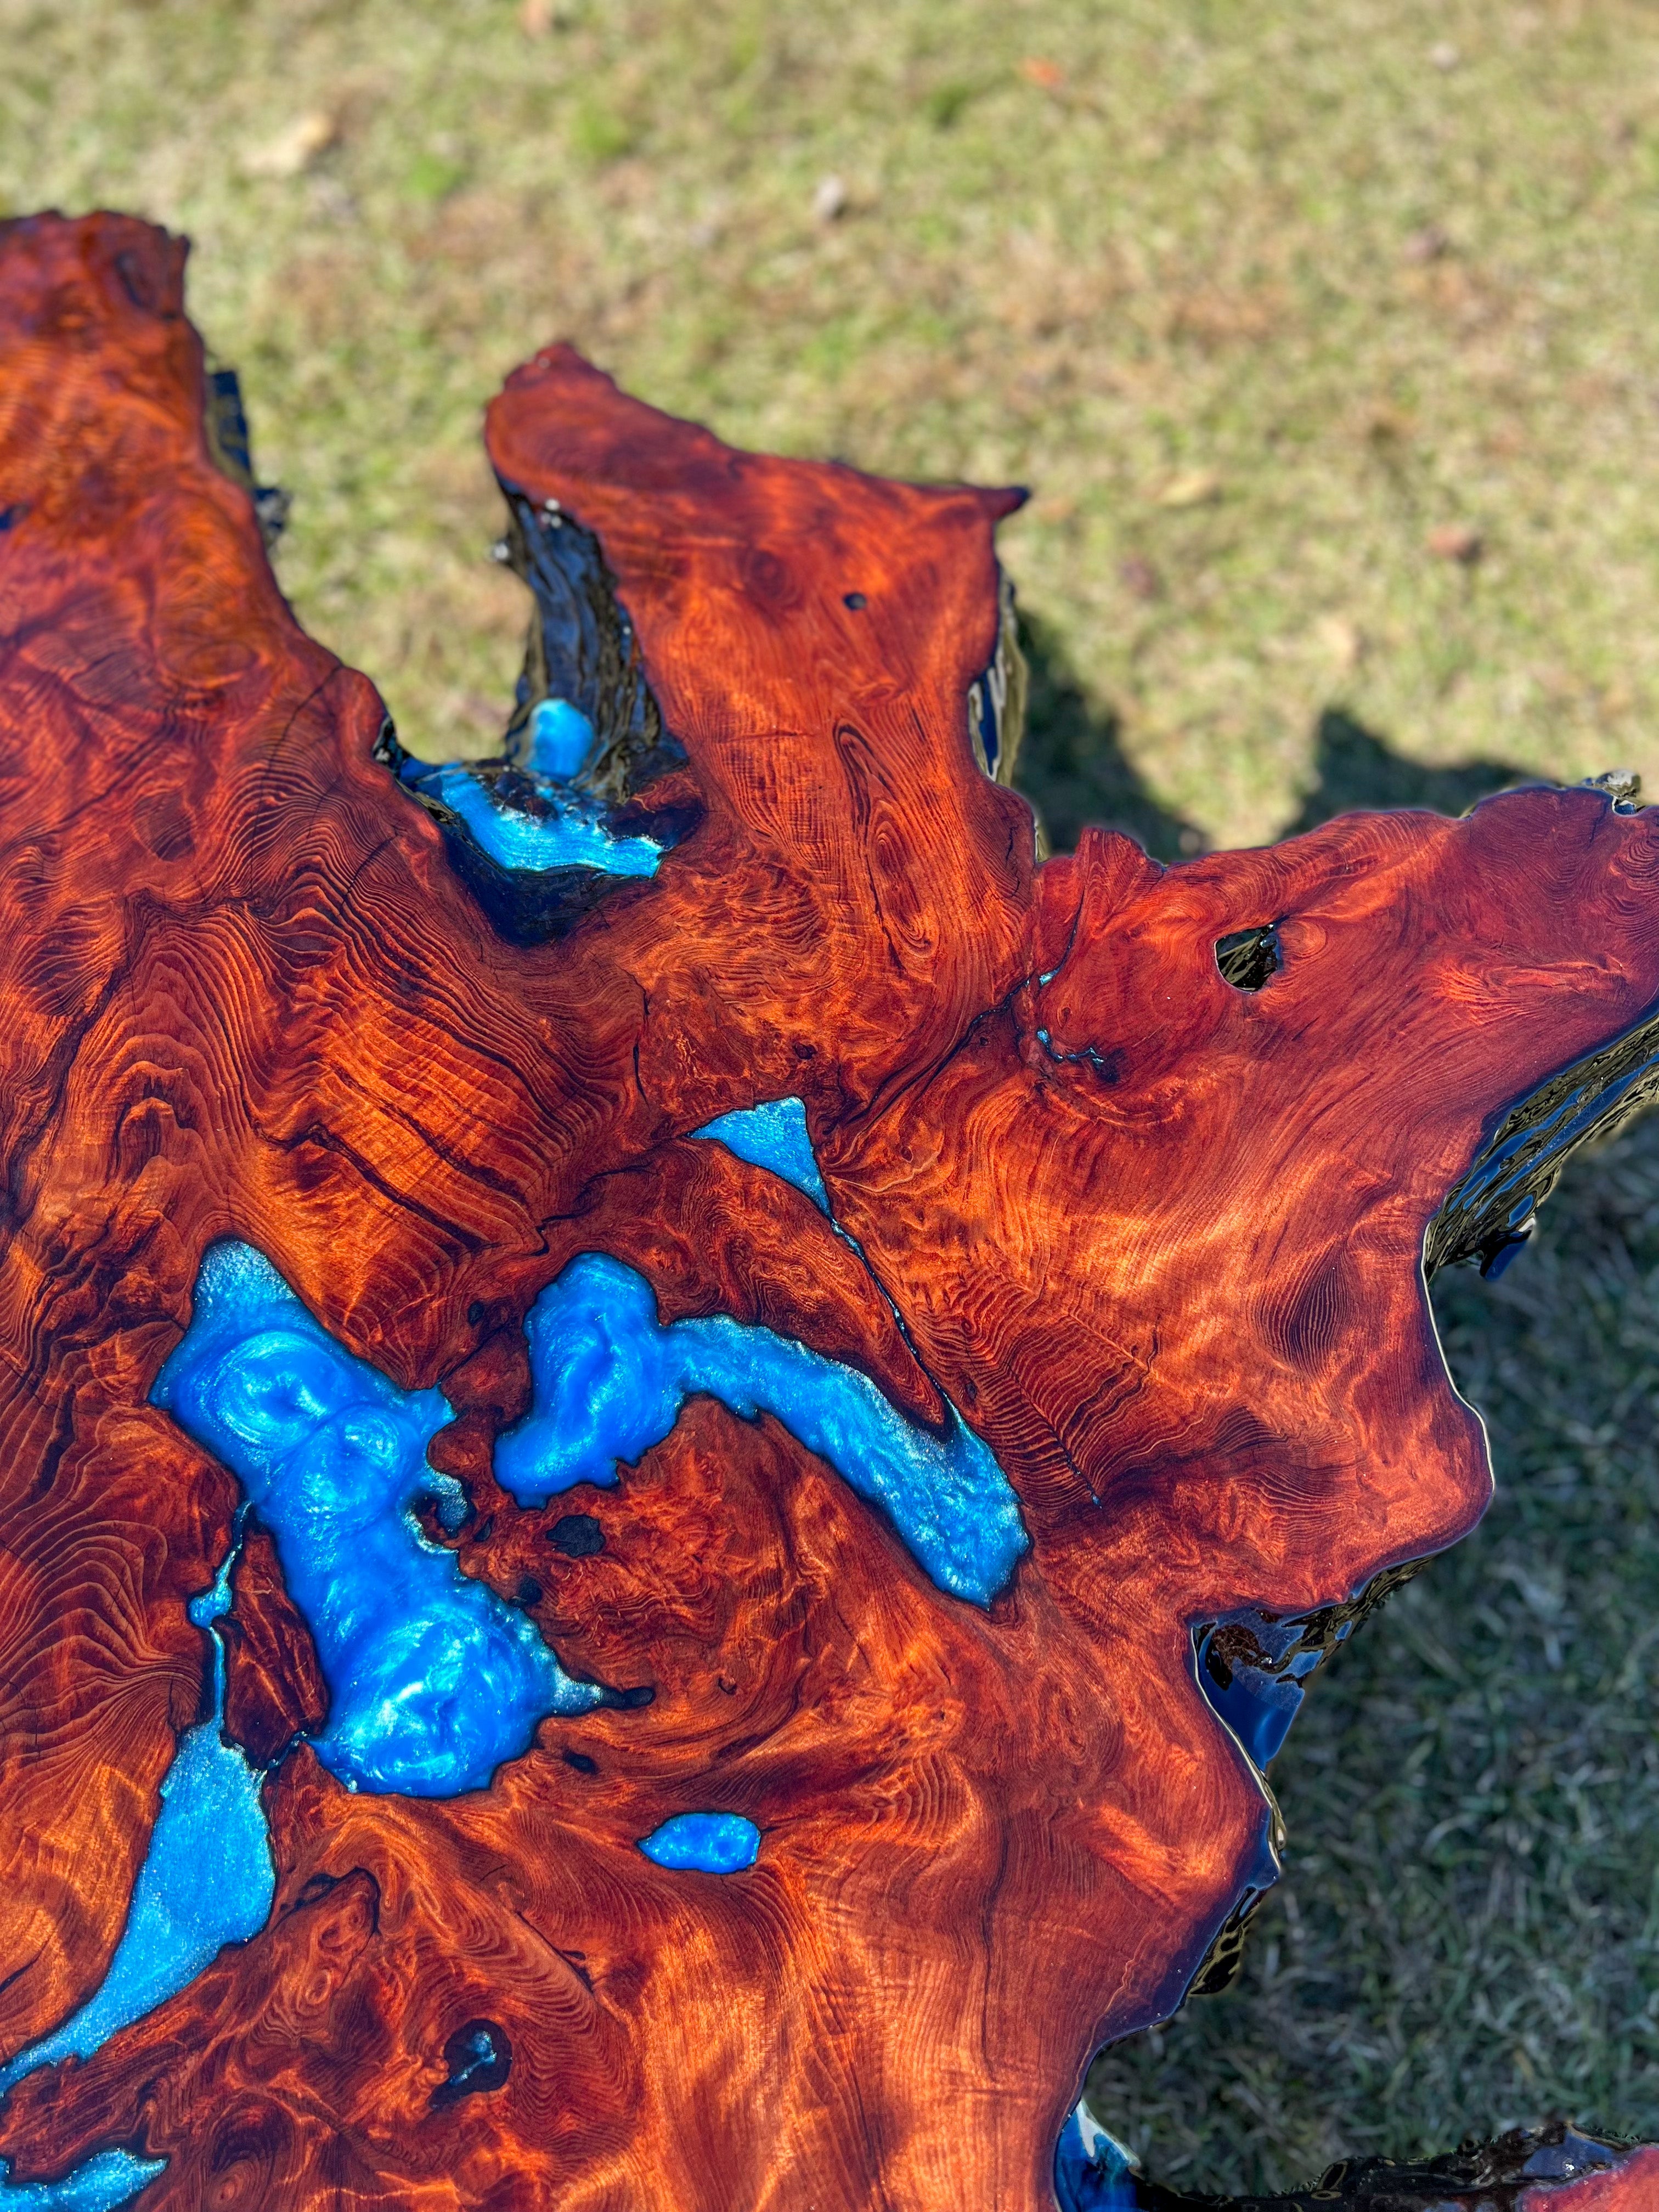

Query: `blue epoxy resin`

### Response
(1053, 2103, 1142, 2211)
(691, 1097, 830, 1212)
(151, 1242, 601, 1797)
(1194, 1614, 1326, 1771)
(0, 1532, 273, 2093)
(0, 2152, 166, 2210)
(525, 696, 596, 779)
(638, 1813, 760, 1874)
(494, 1253, 1028, 1607)
(405, 761, 662, 878)
(1201, 1661, 1303, 1769)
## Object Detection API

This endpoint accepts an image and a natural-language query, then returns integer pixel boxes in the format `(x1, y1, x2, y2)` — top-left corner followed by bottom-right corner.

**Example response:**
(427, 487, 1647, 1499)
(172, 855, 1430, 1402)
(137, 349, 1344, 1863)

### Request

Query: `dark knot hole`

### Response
(1215, 925, 1281, 991)
(432, 2019, 512, 2109)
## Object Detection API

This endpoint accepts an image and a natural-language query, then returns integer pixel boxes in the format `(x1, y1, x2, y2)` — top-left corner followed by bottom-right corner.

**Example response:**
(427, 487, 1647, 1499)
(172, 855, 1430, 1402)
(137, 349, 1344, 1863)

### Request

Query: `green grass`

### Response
(5, 0, 1659, 2192)
(9, 0, 1659, 836)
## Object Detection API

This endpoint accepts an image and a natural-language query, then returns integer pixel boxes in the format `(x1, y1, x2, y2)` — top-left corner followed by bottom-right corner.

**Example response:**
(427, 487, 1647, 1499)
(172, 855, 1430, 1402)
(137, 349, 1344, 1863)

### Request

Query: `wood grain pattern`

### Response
(219, 1521, 329, 1770)
(0, 210, 1656, 2211)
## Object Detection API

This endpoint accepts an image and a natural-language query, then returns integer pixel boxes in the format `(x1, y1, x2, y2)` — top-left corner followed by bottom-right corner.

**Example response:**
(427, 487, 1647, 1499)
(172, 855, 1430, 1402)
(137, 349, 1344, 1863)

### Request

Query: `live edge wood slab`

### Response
(0, 211, 1656, 2212)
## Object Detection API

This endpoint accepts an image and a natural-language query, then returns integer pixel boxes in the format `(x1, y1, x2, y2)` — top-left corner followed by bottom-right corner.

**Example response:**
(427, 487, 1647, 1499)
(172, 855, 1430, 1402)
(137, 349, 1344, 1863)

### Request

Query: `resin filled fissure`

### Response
(1193, 1611, 1327, 1771)
(378, 489, 699, 943)
(0, 1519, 273, 2103)
(0, 2150, 167, 2210)
(398, 758, 663, 879)
(151, 1240, 602, 1799)
(692, 1096, 831, 1212)
(496, 1251, 1027, 1607)
(153, 1229, 1026, 1815)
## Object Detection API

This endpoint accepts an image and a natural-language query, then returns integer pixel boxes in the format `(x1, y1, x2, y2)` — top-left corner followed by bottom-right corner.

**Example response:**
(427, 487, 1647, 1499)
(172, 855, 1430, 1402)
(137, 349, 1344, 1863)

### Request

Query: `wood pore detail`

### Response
(0, 211, 1656, 2211)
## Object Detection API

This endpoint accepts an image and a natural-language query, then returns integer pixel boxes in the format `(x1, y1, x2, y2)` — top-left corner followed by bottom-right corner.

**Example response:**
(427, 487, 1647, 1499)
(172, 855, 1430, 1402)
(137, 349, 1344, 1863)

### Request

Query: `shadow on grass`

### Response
(1012, 615, 1527, 854)
(1013, 611, 1197, 862)
(1289, 708, 1527, 834)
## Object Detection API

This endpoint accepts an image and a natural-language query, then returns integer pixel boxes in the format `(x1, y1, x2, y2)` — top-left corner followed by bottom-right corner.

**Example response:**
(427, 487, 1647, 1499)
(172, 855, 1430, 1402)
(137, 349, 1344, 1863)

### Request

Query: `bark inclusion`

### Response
(377, 489, 702, 944)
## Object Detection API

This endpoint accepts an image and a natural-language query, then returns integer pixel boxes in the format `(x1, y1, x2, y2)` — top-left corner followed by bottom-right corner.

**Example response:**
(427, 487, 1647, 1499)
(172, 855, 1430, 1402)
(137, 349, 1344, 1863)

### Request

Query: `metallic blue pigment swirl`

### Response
(638, 1813, 761, 1874)
(150, 1242, 601, 1798)
(495, 1252, 1026, 1607)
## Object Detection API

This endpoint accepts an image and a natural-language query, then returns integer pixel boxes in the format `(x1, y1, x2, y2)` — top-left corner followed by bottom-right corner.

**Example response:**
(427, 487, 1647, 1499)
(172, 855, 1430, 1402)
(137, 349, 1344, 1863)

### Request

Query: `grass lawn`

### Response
(5, 0, 1659, 2192)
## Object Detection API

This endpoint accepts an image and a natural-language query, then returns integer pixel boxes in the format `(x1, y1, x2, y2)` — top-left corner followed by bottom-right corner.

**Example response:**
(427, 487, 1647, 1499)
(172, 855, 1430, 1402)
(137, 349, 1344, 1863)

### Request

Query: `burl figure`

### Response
(0, 214, 1656, 2212)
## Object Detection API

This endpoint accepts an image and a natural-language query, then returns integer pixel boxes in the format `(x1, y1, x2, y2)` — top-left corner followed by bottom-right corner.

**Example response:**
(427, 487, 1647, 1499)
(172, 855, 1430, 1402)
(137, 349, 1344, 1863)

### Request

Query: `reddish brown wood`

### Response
(1522, 2149, 1659, 2211)
(219, 1522, 329, 1769)
(0, 210, 1656, 2211)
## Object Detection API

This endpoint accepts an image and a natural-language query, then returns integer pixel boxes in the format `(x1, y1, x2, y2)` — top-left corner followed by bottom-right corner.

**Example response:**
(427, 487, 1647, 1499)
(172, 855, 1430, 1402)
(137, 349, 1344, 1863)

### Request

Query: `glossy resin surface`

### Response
(0, 1533, 273, 2093)
(1, 213, 1656, 2212)
(150, 1240, 603, 1797)
(495, 1251, 1025, 1603)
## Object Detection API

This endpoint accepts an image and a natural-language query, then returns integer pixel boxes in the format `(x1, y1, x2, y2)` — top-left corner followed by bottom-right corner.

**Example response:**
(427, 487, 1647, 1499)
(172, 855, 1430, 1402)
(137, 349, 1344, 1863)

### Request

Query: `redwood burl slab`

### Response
(1, 212, 1656, 2212)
